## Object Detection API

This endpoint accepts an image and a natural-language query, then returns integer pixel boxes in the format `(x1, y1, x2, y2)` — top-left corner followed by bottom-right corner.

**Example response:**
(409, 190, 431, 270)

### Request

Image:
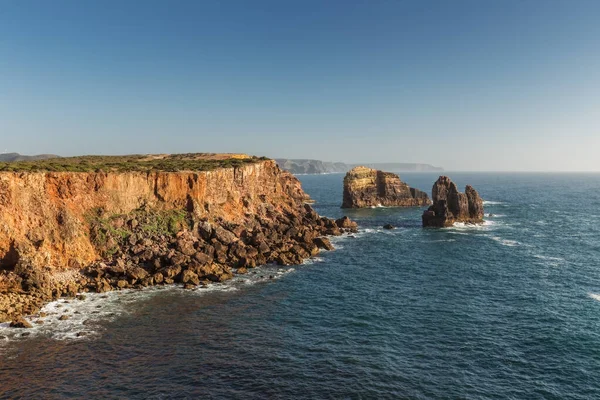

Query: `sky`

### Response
(0, 0, 599, 171)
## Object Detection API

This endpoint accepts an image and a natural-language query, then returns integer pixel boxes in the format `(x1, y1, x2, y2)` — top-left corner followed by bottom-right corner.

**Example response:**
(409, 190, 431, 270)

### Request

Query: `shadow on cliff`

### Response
(0, 241, 19, 271)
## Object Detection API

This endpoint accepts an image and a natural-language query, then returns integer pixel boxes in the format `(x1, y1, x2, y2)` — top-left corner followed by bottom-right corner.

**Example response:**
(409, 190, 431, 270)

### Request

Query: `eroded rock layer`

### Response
(0, 158, 357, 322)
(341, 166, 431, 208)
(422, 176, 484, 227)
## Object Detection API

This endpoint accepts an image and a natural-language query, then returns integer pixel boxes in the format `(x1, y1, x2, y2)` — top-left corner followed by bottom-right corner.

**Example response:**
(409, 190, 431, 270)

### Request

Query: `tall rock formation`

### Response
(422, 176, 484, 227)
(341, 166, 431, 208)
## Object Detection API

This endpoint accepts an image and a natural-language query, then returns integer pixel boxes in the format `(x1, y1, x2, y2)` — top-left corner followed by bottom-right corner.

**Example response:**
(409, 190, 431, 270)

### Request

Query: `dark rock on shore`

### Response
(10, 317, 32, 328)
(422, 176, 484, 227)
(383, 224, 395, 229)
(342, 166, 431, 208)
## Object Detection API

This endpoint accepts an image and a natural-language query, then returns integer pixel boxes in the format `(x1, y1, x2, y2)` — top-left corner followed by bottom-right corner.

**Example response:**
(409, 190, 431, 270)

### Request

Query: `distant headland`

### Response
(275, 158, 444, 175)
(0, 153, 60, 162)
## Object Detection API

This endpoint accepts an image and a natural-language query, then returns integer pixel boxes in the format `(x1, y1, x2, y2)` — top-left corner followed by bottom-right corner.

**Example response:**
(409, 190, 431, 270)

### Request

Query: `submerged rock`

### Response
(422, 176, 484, 227)
(341, 166, 431, 208)
(383, 224, 395, 230)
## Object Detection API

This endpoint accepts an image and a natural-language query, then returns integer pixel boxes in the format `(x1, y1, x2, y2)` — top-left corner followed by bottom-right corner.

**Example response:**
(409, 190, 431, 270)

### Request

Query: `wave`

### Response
(483, 200, 505, 205)
(450, 220, 496, 230)
(489, 236, 520, 247)
(588, 293, 600, 302)
(533, 254, 564, 262)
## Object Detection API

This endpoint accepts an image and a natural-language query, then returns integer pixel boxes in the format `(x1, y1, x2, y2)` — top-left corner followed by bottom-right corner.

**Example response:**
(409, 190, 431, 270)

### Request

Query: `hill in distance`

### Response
(0, 153, 60, 162)
(275, 159, 443, 175)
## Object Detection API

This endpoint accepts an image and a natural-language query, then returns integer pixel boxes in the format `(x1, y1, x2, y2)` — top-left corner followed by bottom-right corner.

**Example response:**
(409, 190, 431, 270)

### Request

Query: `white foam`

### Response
(489, 236, 520, 247)
(483, 200, 505, 205)
(589, 293, 600, 302)
(533, 254, 564, 262)
(450, 220, 496, 230)
(0, 261, 308, 343)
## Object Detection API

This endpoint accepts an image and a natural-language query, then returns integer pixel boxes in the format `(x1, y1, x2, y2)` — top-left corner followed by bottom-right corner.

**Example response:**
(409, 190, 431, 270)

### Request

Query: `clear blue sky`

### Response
(1, 0, 599, 171)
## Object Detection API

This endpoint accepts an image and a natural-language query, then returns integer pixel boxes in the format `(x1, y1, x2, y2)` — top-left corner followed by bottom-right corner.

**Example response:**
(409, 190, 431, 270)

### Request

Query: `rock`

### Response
(176, 238, 196, 256)
(161, 265, 182, 279)
(422, 176, 484, 227)
(342, 166, 431, 208)
(213, 226, 238, 245)
(58, 315, 69, 321)
(313, 237, 334, 251)
(127, 266, 149, 281)
(76, 295, 86, 301)
(383, 224, 395, 229)
(10, 317, 32, 328)
(335, 216, 358, 231)
(180, 270, 200, 286)
(237, 267, 248, 274)
(116, 280, 129, 288)
(152, 272, 164, 284)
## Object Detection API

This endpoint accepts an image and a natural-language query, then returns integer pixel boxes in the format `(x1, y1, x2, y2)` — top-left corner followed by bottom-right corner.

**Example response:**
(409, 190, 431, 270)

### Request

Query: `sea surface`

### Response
(2, 172, 600, 399)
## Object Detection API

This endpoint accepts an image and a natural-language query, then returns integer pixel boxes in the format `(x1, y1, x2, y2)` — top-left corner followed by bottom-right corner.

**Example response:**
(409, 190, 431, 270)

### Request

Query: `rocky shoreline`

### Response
(1, 204, 357, 326)
(0, 155, 358, 326)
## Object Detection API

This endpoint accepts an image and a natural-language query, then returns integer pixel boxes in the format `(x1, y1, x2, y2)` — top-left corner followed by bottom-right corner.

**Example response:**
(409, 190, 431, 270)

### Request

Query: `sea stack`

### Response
(422, 176, 484, 227)
(341, 166, 431, 208)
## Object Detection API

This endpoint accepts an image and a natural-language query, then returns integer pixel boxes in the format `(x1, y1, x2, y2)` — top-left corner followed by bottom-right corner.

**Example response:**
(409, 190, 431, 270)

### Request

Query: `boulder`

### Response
(422, 176, 484, 227)
(10, 317, 32, 328)
(335, 216, 358, 231)
(180, 270, 200, 286)
(383, 224, 395, 229)
(127, 267, 149, 281)
(341, 166, 431, 208)
(313, 237, 334, 251)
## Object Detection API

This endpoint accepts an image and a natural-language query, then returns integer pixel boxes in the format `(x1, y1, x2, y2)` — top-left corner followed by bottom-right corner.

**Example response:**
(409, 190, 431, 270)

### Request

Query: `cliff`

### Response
(0, 154, 356, 323)
(422, 176, 484, 227)
(275, 158, 444, 175)
(341, 166, 431, 208)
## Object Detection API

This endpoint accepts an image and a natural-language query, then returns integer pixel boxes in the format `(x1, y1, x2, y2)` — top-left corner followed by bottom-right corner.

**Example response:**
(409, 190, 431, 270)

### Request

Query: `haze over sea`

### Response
(1, 172, 600, 399)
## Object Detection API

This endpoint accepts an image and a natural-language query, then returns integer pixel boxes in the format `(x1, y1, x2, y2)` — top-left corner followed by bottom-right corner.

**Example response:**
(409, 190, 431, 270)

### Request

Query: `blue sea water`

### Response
(1, 172, 600, 399)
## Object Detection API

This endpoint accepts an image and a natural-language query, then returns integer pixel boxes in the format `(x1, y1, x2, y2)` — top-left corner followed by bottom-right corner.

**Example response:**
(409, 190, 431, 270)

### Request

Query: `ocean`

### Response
(1, 172, 600, 399)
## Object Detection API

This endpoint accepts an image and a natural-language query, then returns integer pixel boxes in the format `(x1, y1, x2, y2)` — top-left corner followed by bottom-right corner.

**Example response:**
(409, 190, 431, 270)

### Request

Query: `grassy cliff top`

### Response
(0, 153, 269, 173)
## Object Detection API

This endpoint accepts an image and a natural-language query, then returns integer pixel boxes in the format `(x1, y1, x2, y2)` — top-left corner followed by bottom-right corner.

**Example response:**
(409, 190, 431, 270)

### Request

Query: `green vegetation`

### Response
(87, 207, 192, 257)
(0, 153, 269, 173)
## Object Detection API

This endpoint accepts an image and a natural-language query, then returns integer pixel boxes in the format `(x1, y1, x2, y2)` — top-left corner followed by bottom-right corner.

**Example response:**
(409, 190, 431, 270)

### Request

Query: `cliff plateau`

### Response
(341, 166, 431, 208)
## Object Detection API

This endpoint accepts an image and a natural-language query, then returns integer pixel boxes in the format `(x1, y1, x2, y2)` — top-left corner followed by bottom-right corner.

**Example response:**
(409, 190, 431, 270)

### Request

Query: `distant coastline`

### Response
(275, 158, 444, 175)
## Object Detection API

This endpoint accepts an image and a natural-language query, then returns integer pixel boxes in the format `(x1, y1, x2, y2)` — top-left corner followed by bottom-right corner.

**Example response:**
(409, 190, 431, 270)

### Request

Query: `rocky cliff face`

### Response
(341, 166, 431, 208)
(422, 176, 484, 227)
(0, 158, 356, 322)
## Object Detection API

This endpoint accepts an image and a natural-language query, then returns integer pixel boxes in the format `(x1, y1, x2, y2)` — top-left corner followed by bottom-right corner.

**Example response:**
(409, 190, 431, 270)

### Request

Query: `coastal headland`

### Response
(0, 154, 357, 324)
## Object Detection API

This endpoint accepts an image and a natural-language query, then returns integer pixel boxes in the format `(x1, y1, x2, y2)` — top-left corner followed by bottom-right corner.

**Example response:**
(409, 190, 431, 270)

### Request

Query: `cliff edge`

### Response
(341, 166, 431, 208)
(0, 154, 357, 322)
(422, 176, 484, 227)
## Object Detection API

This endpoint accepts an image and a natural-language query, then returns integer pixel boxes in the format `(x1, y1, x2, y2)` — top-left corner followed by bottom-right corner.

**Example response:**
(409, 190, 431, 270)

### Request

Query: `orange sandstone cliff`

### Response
(0, 157, 355, 323)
